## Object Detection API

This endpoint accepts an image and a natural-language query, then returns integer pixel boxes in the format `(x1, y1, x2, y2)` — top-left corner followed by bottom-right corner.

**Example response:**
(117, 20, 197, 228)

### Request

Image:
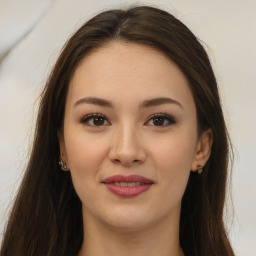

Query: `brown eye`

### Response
(146, 114, 176, 127)
(81, 114, 110, 127)
(152, 116, 165, 126)
(92, 117, 105, 126)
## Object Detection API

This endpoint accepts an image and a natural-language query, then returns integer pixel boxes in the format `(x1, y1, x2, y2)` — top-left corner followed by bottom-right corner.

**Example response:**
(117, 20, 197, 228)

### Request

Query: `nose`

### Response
(108, 123, 147, 167)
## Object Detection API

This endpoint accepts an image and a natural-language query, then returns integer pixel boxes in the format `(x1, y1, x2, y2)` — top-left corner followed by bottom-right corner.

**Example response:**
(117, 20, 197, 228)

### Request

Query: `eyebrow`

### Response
(74, 97, 113, 107)
(141, 97, 183, 109)
(74, 97, 183, 109)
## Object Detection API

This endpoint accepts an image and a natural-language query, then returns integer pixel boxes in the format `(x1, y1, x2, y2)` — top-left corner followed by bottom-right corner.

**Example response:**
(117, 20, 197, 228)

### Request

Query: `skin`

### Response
(59, 41, 212, 256)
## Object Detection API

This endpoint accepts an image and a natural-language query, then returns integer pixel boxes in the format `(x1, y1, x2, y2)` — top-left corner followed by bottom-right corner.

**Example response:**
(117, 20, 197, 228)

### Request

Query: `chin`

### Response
(106, 219, 150, 233)
(100, 207, 153, 232)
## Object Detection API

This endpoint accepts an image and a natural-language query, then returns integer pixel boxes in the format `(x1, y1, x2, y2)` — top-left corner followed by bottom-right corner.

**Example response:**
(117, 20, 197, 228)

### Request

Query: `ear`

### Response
(58, 132, 69, 171)
(191, 129, 213, 172)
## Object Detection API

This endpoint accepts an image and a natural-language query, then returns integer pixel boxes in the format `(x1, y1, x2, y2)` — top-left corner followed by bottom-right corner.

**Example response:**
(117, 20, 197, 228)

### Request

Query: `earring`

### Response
(59, 159, 69, 171)
(197, 164, 203, 174)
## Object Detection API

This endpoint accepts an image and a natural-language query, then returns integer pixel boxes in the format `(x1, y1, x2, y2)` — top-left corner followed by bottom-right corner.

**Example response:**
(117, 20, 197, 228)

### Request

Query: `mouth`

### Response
(102, 174, 154, 184)
(101, 175, 154, 197)
(106, 181, 149, 186)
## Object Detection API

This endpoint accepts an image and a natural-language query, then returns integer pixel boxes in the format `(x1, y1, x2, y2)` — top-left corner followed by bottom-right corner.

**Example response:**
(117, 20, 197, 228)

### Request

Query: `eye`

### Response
(146, 114, 176, 127)
(81, 114, 110, 127)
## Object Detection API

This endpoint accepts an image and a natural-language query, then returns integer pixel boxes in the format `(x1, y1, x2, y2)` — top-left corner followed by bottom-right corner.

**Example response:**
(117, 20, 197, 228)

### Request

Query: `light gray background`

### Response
(0, 0, 255, 255)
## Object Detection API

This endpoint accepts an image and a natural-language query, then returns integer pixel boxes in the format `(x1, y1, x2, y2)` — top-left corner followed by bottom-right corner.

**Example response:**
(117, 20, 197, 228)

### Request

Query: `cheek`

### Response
(151, 131, 196, 192)
(153, 142, 192, 211)
(64, 132, 109, 186)
(155, 132, 196, 170)
(64, 134, 110, 208)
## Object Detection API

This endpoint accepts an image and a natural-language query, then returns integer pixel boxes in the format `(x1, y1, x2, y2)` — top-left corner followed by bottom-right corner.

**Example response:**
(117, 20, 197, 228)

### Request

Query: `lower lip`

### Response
(104, 183, 152, 197)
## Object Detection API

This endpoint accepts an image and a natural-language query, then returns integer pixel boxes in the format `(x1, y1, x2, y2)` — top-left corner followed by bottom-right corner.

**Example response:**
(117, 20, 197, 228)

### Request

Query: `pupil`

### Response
(153, 117, 164, 126)
(93, 117, 104, 126)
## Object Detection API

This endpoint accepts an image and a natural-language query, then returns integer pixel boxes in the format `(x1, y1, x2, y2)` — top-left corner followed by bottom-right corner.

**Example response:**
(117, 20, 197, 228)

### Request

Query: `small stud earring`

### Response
(197, 164, 203, 174)
(59, 159, 69, 171)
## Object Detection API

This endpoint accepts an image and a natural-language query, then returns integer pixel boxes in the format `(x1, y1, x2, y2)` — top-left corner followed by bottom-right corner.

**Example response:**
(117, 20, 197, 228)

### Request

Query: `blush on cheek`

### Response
(67, 141, 106, 180)
(158, 141, 193, 176)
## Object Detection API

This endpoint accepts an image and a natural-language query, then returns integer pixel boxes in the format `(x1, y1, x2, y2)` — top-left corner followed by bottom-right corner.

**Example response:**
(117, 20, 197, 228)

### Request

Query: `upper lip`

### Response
(102, 174, 154, 184)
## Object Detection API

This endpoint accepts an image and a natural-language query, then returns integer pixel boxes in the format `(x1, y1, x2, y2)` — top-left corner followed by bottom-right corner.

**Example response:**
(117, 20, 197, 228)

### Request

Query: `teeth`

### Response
(113, 182, 142, 187)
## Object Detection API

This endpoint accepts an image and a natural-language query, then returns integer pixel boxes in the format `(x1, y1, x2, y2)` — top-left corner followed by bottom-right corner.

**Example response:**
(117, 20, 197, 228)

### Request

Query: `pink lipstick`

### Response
(102, 175, 154, 197)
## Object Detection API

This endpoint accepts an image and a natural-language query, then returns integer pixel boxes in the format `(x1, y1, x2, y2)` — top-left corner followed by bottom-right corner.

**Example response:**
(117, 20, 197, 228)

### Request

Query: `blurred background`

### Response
(0, 0, 255, 255)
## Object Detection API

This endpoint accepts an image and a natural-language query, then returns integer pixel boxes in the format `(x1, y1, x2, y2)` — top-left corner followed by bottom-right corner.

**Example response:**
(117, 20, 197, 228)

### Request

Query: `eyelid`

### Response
(80, 113, 111, 126)
(145, 113, 176, 127)
(79, 112, 176, 127)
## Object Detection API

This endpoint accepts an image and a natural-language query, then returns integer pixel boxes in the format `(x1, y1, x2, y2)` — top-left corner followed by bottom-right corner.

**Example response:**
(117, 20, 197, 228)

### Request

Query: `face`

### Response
(60, 41, 212, 232)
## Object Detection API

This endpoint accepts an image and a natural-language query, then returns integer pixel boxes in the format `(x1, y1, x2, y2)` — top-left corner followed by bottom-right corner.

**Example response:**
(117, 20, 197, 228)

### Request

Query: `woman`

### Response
(0, 5, 235, 256)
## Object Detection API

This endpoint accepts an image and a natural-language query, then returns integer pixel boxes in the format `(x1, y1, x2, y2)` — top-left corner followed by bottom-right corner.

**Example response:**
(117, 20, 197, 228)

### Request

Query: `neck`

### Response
(78, 207, 184, 256)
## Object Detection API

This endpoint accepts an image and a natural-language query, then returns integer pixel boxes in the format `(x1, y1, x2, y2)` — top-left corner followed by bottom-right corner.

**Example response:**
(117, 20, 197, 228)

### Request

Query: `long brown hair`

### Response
(1, 5, 234, 256)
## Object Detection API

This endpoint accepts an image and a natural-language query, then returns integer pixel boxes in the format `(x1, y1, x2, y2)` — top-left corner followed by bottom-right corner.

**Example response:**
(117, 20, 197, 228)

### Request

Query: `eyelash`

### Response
(80, 113, 176, 127)
(80, 113, 110, 127)
(147, 113, 176, 127)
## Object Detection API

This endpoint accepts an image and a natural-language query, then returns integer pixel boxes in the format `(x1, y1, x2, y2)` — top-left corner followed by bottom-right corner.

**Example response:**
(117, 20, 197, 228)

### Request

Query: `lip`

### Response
(102, 175, 154, 198)
(102, 174, 154, 184)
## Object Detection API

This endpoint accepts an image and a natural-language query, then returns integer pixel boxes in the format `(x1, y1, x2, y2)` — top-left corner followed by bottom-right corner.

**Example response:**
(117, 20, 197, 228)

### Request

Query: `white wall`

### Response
(0, 0, 255, 255)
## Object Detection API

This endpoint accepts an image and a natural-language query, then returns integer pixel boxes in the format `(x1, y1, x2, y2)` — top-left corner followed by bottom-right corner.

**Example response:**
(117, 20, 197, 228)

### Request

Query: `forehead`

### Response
(67, 41, 195, 110)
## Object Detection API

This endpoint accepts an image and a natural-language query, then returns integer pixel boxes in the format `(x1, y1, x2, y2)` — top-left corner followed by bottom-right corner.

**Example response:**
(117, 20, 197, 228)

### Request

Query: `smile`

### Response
(103, 183, 152, 197)
(112, 182, 145, 186)
(102, 175, 154, 197)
